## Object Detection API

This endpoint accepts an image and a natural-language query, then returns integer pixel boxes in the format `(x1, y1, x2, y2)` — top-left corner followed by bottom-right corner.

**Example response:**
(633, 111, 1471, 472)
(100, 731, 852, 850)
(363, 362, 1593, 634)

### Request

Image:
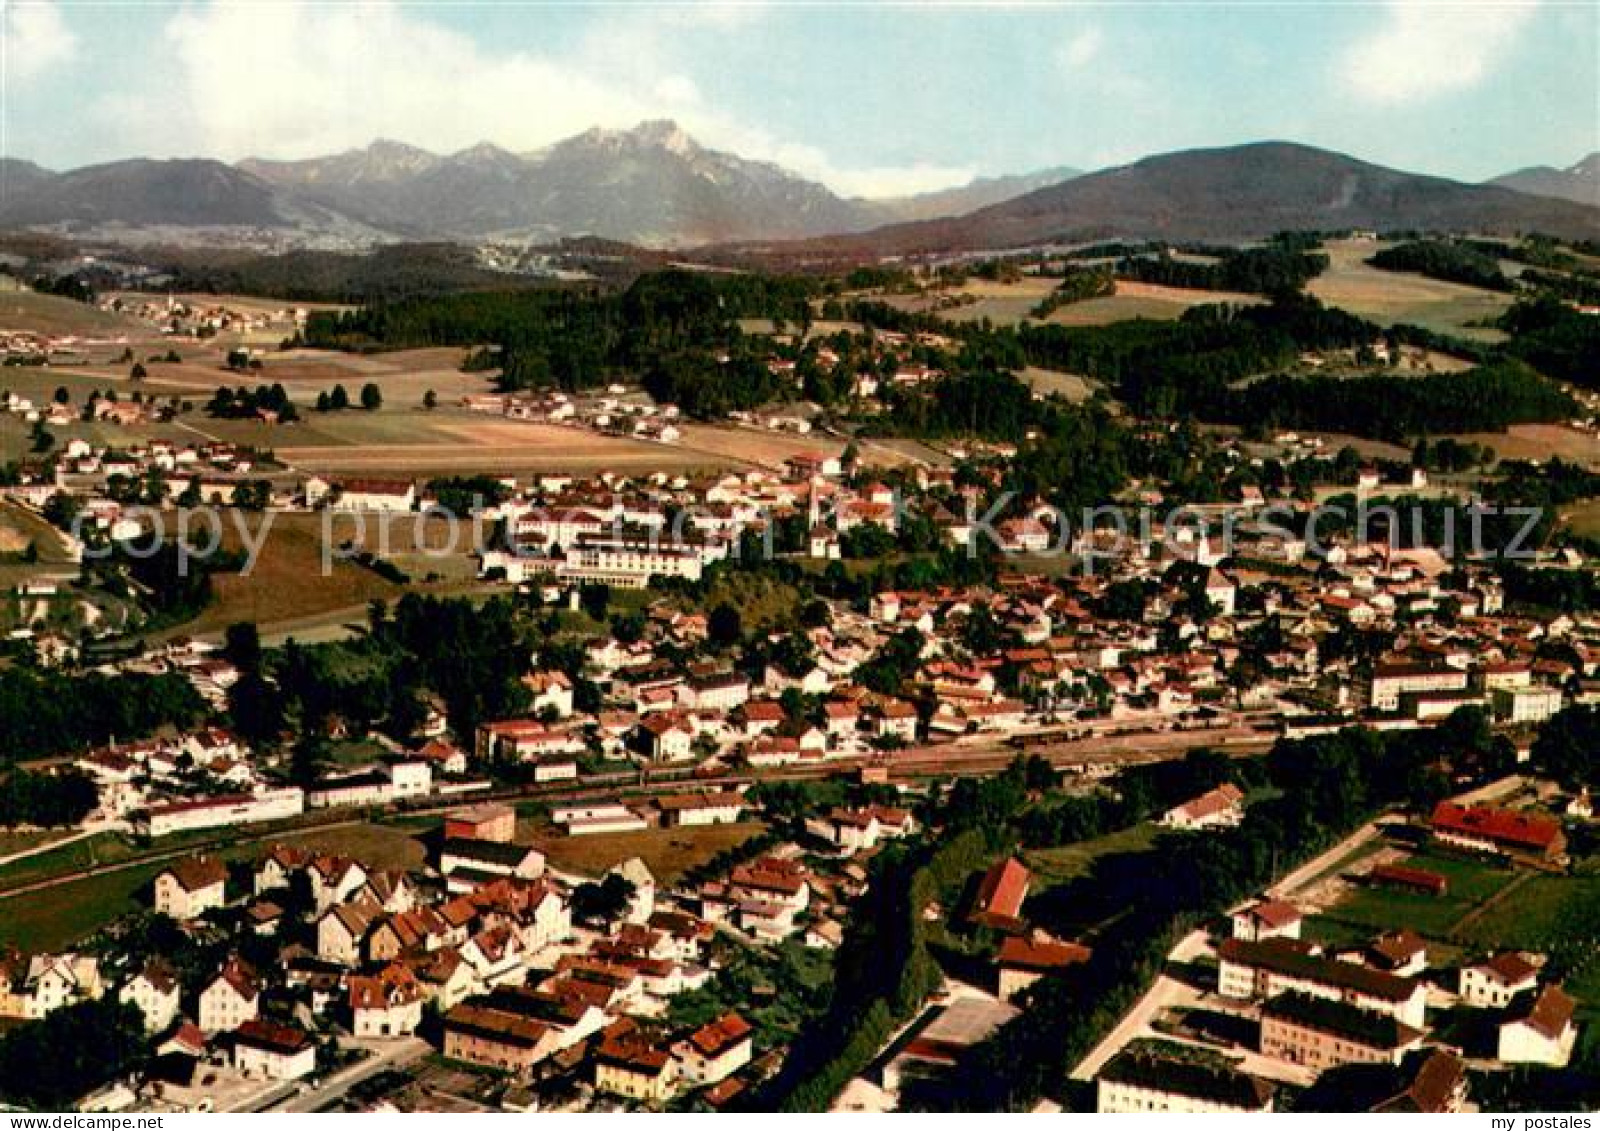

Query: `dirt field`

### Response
(0, 288, 145, 337)
(1445, 424, 1600, 468)
(1566, 499, 1600, 539)
(173, 510, 408, 637)
(1307, 239, 1513, 341)
(523, 820, 768, 883)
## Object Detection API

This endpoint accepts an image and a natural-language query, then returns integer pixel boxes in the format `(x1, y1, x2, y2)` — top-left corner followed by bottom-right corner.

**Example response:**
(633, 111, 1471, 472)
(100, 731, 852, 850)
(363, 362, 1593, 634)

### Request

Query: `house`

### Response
(1231, 898, 1303, 942)
(1373, 1050, 1469, 1114)
(233, 1019, 316, 1081)
(438, 839, 546, 891)
(1369, 663, 1468, 712)
(153, 855, 228, 921)
(348, 964, 424, 1038)
(329, 478, 416, 512)
(1499, 984, 1578, 1066)
(996, 933, 1091, 1001)
(969, 857, 1030, 930)
(806, 806, 916, 854)
(1160, 783, 1245, 831)
(1097, 1046, 1274, 1114)
(674, 1012, 754, 1087)
(1430, 802, 1566, 862)
(199, 958, 260, 1033)
(442, 1003, 561, 1072)
(1260, 991, 1424, 1072)
(0, 950, 102, 1020)
(524, 670, 575, 717)
(1460, 952, 1540, 1009)
(595, 1028, 677, 1103)
(444, 803, 517, 844)
(1217, 937, 1427, 1027)
(653, 791, 747, 827)
(634, 714, 695, 762)
(317, 900, 381, 967)
(120, 960, 181, 1032)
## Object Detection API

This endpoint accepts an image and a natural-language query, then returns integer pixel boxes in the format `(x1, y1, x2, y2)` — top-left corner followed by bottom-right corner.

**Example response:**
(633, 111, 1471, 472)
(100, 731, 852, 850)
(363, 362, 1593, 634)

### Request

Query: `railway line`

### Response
(0, 724, 1270, 903)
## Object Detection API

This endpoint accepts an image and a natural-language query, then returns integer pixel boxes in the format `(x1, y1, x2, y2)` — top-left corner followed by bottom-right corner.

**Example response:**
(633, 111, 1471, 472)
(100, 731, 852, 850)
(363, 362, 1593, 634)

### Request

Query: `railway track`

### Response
(0, 726, 1269, 902)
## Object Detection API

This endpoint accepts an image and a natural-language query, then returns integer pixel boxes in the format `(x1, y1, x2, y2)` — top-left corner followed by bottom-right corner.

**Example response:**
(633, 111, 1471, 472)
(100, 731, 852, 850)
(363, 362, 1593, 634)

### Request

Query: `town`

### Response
(0, 1, 1598, 1112)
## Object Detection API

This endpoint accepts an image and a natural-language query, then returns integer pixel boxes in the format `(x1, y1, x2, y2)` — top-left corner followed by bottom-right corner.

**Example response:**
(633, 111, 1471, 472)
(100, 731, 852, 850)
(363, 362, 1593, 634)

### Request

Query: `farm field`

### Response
(1307, 239, 1513, 341)
(1020, 365, 1099, 402)
(1313, 848, 1520, 938)
(1566, 499, 1600, 539)
(171, 510, 408, 638)
(521, 820, 768, 883)
(0, 287, 146, 338)
(1444, 425, 1600, 469)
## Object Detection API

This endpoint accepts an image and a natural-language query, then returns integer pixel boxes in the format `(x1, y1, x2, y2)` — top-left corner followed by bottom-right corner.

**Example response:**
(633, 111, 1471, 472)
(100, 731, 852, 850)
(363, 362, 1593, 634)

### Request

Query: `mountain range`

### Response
(0, 124, 1595, 252)
(1488, 154, 1600, 208)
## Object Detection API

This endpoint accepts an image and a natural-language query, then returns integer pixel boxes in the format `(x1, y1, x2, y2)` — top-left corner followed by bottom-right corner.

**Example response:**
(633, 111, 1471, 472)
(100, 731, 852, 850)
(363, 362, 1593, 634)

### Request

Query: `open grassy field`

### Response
(1316, 848, 1520, 938)
(173, 510, 403, 637)
(1020, 366, 1099, 403)
(1565, 499, 1600, 539)
(1445, 425, 1600, 469)
(522, 820, 768, 883)
(1022, 822, 1161, 888)
(1307, 239, 1513, 341)
(0, 829, 71, 858)
(0, 288, 146, 338)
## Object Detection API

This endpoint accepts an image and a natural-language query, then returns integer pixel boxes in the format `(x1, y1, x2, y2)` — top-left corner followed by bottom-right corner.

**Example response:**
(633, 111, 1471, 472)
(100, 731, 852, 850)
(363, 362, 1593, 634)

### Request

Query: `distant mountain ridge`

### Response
(2, 131, 1595, 251)
(734, 141, 1600, 260)
(0, 124, 1082, 247)
(1489, 154, 1600, 208)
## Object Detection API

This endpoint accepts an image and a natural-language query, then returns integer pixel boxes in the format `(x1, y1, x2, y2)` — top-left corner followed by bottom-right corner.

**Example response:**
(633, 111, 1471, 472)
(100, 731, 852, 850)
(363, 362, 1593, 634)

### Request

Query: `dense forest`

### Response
(1368, 240, 1516, 292)
(1227, 361, 1576, 441)
(0, 668, 205, 768)
(1115, 242, 1328, 295)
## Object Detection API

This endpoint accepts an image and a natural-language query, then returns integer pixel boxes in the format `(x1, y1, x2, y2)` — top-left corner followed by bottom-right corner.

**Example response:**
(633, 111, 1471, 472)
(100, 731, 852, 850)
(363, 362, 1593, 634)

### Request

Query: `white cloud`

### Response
(3, 0, 77, 83)
(1058, 26, 1105, 70)
(1339, 0, 1539, 104)
(84, 0, 959, 198)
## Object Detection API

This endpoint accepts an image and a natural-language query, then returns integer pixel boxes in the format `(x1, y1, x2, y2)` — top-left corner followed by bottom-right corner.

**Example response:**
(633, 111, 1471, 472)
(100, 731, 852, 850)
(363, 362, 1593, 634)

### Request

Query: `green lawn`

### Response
(1318, 849, 1519, 938)
(1454, 873, 1600, 953)
(1022, 822, 1160, 888)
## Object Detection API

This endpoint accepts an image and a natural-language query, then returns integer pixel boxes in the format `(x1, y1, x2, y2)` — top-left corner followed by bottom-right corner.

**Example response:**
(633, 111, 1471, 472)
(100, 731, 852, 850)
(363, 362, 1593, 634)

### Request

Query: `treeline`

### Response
(304, 270, 818, 399)
(149, 242, 544, 304)
(0, 768, 98, 827)
(0, 668, 205, 768)
(1368, 240, 1516, 292)
(1116, 244, 1328, 295)
(0, 998, 148, 1109)
(1227, 361, 1576, 441)
(1015, 295, 1373, 417)
(1500, 298, 1600, 391)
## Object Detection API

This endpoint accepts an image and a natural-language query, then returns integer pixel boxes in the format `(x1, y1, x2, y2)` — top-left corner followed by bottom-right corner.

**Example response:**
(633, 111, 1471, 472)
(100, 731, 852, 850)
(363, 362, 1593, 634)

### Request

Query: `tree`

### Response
(1533, 705, 1600, 789)
(329, 384, 350, 411)
(360, 383, 383, 411)
(423, 389, 438, 410)
(708, 603, 743, 647)
(222, 621, 262, 673)
(130, 362, 147, 382)
(52, 386, 69, 405)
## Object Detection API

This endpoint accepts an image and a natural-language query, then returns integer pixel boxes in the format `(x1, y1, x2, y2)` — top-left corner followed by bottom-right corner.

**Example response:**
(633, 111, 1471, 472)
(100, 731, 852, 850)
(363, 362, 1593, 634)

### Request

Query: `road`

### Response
(245, 1037, 431, 1113)
(1070, 928, 1209, 1081)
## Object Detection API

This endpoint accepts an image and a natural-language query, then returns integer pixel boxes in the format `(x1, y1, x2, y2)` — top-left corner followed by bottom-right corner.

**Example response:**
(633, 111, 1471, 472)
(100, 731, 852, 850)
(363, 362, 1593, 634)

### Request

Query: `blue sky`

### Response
(3, 1, 1595, 196)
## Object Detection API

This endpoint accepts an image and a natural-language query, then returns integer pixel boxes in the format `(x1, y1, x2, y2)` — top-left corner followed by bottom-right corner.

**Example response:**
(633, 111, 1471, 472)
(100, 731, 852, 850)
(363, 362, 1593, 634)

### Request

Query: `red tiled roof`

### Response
(1431, 802, 1562, 852)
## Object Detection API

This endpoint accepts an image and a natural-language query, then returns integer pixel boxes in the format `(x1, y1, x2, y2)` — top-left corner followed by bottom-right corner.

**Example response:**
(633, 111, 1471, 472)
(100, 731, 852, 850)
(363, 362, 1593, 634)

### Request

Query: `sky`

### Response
(2, 0, 1595, 198)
